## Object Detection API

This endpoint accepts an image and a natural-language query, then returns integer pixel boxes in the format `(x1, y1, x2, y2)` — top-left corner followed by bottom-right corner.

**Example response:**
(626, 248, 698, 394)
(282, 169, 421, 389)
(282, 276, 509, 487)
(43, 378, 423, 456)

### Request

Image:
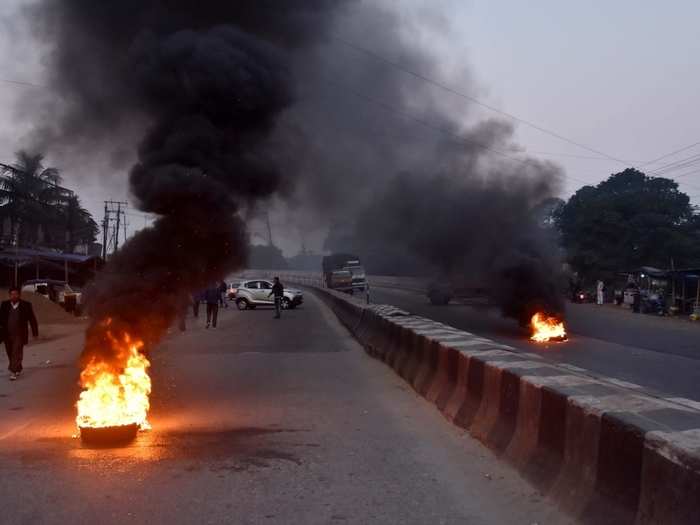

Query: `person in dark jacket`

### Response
(218, 281, 228, 308)
(268, 277, 284, 319)
(0, 287, 39, 380)
(192, 290, 203, 318)
(204, 285, 221, 328)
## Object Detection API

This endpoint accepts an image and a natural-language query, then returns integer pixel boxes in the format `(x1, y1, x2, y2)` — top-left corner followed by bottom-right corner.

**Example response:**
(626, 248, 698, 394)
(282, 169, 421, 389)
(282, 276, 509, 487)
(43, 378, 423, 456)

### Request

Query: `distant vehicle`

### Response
(641, 293, 667, 316)
(22, 279, 62, 300)
(327, 269, 352, 291)
(21, 279, 83, 314)
(231, 279, 303, 310)
(322, 253, 367, 293)
(572, 289, 594, 303)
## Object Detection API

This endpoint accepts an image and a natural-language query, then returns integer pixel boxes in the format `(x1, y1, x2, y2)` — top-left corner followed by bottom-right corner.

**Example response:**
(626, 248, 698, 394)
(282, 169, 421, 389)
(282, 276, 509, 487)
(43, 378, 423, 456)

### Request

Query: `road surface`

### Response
(0, 292, 571, 524)
(370, 286, 700, 402)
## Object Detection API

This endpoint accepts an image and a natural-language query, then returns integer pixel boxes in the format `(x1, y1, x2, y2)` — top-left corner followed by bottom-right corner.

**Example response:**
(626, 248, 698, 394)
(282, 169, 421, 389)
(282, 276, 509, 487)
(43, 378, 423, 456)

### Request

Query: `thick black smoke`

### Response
(27, 0, 567, 344)
(269, 5, 567, 325)
(26, 1, 352, 361)
(342, 157, 565, 325)
(346, 165, 563, 325)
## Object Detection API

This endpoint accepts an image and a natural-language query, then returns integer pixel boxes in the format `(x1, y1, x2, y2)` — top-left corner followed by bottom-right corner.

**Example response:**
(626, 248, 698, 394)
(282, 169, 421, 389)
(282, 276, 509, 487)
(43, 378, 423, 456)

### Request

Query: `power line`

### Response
(648, 153, 700, 176)
(315, 72, 595, 186)
(528, 151, 642, 162)
(332, 35, 632, 166)
(669, 167, 700, 180)
(638, 140, 700, 167)
(0, 78, 46, 89)
(319, 77, 522, 163)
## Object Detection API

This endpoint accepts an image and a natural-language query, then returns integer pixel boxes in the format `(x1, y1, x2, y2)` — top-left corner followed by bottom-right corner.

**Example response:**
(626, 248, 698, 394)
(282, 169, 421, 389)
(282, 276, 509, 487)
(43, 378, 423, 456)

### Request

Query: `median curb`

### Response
(304, 284, 700, 525)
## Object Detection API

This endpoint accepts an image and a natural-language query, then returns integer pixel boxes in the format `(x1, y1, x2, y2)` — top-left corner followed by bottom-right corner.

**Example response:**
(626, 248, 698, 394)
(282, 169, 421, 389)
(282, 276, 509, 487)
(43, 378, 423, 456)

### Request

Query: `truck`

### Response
(322, 253, 367, 294)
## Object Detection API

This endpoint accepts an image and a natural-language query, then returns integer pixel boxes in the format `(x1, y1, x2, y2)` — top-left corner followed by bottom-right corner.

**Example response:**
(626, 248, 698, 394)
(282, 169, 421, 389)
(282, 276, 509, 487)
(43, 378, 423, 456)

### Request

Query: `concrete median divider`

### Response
(273, 278, 700, 524)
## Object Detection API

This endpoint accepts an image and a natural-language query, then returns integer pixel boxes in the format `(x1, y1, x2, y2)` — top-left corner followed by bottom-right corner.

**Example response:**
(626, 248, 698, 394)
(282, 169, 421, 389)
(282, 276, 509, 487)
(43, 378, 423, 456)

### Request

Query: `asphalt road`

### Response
(0, 292, 571, 525)
(370, 286, 700, 402)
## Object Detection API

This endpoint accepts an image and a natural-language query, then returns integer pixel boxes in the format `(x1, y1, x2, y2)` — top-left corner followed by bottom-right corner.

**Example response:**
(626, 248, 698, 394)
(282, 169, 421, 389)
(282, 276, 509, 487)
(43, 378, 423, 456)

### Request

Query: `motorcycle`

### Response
(641, 295, 666, 316)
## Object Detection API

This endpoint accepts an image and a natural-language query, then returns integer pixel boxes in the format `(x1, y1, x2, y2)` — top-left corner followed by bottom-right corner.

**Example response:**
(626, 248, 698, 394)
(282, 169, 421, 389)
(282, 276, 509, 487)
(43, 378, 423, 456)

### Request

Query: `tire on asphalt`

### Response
(281, 297, 291, 310)
(236, 298, 250, 310)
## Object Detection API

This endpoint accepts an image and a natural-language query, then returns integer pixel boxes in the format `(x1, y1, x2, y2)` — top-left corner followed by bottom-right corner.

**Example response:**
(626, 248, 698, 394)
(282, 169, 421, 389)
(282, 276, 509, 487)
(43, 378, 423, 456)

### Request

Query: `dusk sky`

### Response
(1, 0, 699, 248)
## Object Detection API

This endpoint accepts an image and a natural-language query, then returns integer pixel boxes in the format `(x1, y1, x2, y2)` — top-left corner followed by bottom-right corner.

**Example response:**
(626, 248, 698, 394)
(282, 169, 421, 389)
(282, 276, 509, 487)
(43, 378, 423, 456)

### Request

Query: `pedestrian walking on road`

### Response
(596, 280, 605, 305)
(192, 290, 204, 318)
(219, 281, 228, 308)
(0, 287, 38, 381)
(269, 277, 284, 319)
(204, 285, 220, 328)
(178, 298, 188, 332)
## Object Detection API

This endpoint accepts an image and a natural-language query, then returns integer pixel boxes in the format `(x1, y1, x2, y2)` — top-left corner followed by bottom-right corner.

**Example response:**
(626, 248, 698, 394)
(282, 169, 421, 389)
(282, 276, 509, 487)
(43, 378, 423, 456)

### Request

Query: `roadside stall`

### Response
(666, 268, 700, 318)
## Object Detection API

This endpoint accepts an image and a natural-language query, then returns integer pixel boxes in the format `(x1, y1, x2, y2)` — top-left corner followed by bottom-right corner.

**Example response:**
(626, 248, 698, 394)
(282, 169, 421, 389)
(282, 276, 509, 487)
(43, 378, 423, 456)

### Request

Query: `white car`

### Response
(22, 279, 83, 310)
(227, 280, 243, 300)
(232, 279, 304, 310)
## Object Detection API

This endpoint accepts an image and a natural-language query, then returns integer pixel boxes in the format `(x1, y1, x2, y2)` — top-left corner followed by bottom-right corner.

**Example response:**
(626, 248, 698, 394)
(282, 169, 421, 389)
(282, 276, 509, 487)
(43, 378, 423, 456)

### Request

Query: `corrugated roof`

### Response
(0, 248, 100, 264)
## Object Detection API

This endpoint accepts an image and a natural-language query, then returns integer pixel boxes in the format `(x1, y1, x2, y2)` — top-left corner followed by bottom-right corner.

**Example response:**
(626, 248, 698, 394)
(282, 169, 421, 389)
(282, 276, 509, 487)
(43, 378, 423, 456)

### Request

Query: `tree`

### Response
(59, 195, 100, 252)
(555, 168, 700, 280)
(0, 151, 98, 250)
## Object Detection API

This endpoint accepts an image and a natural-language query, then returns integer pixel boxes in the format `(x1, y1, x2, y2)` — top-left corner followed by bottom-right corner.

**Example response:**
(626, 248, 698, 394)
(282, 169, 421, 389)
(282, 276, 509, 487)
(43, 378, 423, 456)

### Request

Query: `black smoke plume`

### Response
(272, 6, 567, 326)
(26, 0, 567, 347)
(342, 156, 565, 326)
(26, 1, 352, 362)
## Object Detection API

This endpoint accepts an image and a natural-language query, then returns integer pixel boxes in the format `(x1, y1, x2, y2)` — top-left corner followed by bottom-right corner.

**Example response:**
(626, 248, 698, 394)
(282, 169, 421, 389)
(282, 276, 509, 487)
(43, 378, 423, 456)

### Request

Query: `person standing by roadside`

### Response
(596, 280, 605, 305)
(268, 277, 284, 319)
(0, 287, 39, 381)
(204, 285, 220, 329)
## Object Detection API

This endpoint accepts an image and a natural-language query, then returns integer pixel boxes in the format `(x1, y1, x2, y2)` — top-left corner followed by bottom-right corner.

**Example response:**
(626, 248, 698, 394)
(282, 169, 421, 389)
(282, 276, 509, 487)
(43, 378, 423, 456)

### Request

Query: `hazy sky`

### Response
(1, 0, 699, 246)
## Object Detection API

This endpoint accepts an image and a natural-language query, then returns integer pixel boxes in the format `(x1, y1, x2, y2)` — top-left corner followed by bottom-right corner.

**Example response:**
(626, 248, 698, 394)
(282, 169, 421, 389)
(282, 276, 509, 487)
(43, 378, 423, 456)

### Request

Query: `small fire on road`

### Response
(76, 320, 152, 444)
(530, 312, 567, 343)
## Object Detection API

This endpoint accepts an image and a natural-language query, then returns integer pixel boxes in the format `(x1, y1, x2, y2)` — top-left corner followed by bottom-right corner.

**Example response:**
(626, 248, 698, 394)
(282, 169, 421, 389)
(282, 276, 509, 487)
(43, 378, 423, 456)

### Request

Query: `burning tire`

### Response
(79, 423, 139, 446)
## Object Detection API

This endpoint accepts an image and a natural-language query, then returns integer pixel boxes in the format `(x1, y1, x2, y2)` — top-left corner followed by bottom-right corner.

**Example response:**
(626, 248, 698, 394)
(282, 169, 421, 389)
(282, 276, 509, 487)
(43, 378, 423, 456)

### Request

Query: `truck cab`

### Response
(344, 260, 367, 292)
(323, 253, 367, 294)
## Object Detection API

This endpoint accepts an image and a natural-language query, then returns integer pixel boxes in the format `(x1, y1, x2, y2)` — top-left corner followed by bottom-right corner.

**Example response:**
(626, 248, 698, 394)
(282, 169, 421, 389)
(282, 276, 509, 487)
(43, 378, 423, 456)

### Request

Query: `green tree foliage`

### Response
(555, 168, 700, 279)
(0, 151, 98, 251)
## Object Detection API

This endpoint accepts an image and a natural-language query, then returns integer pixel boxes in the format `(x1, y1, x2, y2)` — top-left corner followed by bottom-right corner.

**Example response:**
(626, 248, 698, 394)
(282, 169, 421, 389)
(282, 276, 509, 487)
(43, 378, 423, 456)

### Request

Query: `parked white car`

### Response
(231, 279, 303, 310)
(21, 279, 83, 313)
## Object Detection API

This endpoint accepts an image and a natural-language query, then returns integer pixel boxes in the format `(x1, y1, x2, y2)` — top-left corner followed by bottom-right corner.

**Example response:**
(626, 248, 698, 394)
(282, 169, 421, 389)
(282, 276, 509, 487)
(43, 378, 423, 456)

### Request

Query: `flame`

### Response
(75, 327, 151, 430)
(530, 312, 567, 343)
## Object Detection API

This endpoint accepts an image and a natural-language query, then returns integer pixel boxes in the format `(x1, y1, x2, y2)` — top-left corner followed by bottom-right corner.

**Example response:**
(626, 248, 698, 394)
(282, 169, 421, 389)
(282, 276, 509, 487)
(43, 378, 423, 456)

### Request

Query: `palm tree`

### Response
(0, 151, 73, 247)
(61, 195, 99, 252)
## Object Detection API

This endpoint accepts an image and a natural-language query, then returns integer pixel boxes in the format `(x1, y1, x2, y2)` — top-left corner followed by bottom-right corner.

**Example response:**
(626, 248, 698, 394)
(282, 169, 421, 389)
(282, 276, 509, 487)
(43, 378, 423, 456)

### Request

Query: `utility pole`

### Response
(114, 202, 122, 253)
(265, 212, 273, 246)
(102, 202, 109, 260)
(103, 200, 128, 256)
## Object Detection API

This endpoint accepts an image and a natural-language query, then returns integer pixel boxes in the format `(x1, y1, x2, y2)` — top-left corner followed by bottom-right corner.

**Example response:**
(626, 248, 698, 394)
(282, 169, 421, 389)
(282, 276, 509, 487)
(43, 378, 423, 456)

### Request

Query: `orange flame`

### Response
(530, 312, 567, 343)
(75, 326, 151, 430)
